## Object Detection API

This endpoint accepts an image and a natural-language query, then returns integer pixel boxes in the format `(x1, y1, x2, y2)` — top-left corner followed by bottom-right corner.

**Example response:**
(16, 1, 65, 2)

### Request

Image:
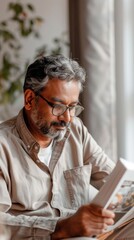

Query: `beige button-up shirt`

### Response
(0, 109, 115, 239)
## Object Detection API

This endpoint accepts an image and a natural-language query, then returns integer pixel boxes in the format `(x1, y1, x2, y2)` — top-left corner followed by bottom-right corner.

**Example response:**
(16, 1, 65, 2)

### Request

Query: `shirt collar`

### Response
(16, 108, 38, 152)
(16, 108, 71, 152)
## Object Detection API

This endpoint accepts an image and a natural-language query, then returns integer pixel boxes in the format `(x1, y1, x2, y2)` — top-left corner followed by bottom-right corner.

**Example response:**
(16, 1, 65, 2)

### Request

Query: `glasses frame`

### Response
(36, 93, 84, 117)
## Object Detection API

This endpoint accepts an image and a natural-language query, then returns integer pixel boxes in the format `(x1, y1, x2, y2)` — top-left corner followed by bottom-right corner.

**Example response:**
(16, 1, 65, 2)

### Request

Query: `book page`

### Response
(91, 158, 134, 229)
(108, 180, 134, 224)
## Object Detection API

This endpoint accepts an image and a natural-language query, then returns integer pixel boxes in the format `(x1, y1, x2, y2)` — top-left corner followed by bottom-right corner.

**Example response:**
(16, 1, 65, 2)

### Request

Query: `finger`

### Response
(104, 217, 115, 226)
(84, 223, 109, 237)
(89, 204, 115, 218)
(88, 215, 114, 228)
(101, 208, 115, 218)
(88, 221, 108, 230)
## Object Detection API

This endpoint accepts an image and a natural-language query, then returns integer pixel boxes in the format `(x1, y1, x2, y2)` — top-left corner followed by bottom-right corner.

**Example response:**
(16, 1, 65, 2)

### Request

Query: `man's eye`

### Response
(54, 104, 64, 109)
(69, 105, 76, 109)
(71, 105, 76, 108)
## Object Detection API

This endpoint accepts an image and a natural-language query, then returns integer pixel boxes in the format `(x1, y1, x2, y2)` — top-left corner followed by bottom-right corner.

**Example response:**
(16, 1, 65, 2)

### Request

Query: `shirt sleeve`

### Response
(76, 118, 116, 189)
(0, 211, 59, 239)
(0, 170, 59, 239)
(86, 134, 115, 189)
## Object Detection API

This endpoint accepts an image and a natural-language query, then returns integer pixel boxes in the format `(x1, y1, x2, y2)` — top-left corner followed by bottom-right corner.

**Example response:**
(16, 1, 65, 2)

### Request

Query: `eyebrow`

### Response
(50, 97, 79, 105)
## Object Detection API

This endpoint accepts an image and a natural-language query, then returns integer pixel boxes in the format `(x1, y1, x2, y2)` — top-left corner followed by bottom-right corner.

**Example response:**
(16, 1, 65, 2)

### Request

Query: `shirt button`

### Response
(36, 159, 40, 163)
(34, 145, 39, 150)
(27, 145, 30, 149)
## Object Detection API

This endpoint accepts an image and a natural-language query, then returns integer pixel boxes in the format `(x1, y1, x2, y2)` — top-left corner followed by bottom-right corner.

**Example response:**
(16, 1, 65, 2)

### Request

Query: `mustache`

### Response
(51, 121, 70, 127)
(51, 121, 69, 128)
(40, 121, 70, 135)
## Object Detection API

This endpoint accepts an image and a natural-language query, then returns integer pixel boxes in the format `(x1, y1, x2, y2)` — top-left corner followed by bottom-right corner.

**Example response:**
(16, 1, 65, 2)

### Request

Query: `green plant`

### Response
(0, 1, 69, 104)
(0, 2, 43, 104)
(34, 33, 69, 58)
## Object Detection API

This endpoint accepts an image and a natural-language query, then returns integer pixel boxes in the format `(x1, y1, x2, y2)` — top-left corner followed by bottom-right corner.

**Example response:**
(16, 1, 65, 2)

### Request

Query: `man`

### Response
(0, 55, 133, 240)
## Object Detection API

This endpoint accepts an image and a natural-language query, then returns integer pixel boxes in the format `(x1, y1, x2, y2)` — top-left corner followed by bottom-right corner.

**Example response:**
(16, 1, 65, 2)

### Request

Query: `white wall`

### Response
(0, 0, 69, 120)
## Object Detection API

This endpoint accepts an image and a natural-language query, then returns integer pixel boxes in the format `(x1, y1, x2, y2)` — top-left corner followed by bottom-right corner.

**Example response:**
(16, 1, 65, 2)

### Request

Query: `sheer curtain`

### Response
(115, 0, 134, 162)
(69, 0, 117, 161)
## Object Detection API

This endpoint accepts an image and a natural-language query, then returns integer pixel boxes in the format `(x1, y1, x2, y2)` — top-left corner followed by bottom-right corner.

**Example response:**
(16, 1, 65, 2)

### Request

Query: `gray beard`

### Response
(30, 107, 69, 141)
(40, 123, 68, 141)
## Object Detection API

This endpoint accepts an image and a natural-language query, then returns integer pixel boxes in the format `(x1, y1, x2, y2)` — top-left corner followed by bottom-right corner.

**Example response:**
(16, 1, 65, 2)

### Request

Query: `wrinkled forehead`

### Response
(41, 78, 81, 103)
(42, 77, 82, 93)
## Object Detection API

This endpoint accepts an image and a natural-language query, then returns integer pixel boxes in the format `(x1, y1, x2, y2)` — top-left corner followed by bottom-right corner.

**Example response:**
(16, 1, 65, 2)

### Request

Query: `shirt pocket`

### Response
(64, 165, 92, 209)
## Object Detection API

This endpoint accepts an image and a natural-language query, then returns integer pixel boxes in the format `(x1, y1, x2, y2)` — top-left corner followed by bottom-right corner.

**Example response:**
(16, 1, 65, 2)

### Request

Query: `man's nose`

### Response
(58, 109, 72, 123)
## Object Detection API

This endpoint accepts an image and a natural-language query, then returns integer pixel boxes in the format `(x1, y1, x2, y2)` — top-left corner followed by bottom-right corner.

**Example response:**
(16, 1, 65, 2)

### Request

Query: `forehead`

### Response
(41, 78, 80, 102)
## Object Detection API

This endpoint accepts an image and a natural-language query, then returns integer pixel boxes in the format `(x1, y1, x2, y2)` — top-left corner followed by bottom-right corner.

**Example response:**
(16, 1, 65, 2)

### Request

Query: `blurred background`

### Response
(0, 0, 134, 163)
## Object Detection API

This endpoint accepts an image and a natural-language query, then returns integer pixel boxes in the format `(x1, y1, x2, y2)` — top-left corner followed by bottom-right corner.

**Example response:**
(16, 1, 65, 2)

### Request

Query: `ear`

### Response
(24, 89, 35, 110)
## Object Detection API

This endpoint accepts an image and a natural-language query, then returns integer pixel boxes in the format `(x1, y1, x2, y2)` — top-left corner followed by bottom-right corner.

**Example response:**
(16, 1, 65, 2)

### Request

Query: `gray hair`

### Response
(23, 55, 86, 93)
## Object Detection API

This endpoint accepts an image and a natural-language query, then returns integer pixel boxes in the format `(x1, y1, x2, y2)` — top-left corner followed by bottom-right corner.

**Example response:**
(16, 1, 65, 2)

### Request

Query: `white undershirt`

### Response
(38, 141, 53, 166)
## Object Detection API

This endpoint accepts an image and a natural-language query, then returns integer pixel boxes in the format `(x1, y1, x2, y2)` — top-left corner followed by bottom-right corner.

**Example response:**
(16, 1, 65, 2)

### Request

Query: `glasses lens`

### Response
(72, 105, 84, 116)
(52, 104, 84, 117)
(53, 105, 66, 116)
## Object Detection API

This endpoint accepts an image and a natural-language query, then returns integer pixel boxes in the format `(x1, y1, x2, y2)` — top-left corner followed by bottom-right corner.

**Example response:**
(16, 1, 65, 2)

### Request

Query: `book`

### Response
(63, 238, 95, 240)
(91, 158, 134, 231)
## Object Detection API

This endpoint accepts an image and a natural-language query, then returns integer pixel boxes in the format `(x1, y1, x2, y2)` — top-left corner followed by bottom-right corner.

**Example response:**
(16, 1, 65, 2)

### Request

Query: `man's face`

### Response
(25, 78, 80, 141)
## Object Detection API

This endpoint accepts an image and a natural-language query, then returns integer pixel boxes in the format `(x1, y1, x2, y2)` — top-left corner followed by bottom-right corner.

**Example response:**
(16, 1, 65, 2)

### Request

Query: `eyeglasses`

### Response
(37, 94, 84, 117)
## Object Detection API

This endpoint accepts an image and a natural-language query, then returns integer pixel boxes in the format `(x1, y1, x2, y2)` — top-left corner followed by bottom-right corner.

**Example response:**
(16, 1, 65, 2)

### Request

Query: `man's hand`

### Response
(51, 204, 115, 239)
